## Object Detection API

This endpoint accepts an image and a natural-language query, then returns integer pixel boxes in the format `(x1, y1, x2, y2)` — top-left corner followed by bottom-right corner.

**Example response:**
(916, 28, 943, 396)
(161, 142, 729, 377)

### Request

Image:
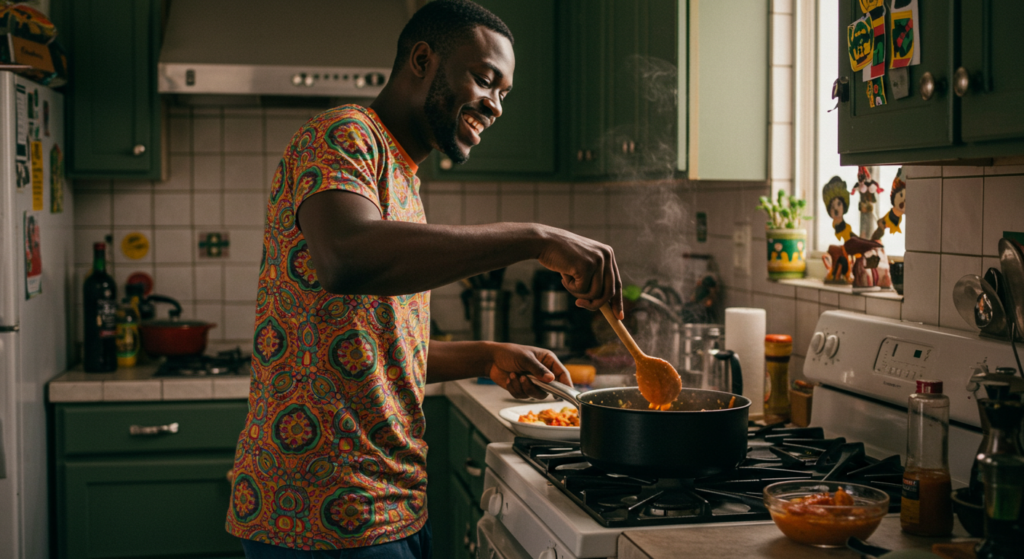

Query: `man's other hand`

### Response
(486, 343, 572, 400)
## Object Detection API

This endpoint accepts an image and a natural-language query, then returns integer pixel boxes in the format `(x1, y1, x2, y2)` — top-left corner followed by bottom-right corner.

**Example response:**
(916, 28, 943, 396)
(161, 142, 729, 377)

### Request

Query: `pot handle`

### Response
(146, 294, 183, 319)
(526, 377, 582, 410)
(729, 353, 743, 396)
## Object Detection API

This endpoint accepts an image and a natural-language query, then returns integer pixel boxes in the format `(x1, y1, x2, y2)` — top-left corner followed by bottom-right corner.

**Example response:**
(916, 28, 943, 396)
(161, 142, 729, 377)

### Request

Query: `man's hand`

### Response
(486, 343, 572, 400)
(536, 227, 623, 319)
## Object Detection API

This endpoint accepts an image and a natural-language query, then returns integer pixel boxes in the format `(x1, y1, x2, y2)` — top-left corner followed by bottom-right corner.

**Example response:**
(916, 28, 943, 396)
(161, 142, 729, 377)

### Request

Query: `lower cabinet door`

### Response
(63, 455, 243, 558)
(450, 473, 475, 559)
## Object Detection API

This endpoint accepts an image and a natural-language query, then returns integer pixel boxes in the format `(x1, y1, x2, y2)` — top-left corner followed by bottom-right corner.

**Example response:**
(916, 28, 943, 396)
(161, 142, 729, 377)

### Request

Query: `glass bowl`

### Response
(764, 481, 890, 548)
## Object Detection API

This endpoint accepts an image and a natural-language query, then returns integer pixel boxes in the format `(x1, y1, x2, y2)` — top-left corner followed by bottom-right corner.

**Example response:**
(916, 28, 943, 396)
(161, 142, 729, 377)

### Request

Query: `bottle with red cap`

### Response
(83, 242, 117, 372)
(901, 379, 953, 536)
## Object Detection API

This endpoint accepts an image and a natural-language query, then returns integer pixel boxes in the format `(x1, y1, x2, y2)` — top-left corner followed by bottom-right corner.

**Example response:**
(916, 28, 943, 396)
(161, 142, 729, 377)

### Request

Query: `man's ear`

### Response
(409, 41, 435, 79)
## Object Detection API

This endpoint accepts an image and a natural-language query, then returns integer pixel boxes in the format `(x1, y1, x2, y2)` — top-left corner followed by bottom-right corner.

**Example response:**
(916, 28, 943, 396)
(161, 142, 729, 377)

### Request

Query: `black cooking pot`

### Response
(531, 379, 751, 478)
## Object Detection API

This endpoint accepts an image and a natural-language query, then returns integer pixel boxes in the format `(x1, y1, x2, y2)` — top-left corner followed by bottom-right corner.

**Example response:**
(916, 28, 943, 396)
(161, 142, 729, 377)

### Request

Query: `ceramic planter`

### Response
(766, 229, 806, 279)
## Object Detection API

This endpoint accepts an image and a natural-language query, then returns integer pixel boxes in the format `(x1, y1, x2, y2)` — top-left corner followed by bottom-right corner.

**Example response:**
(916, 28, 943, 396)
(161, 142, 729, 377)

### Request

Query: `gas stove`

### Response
(480, 312, 997, 559)
(154, 348, 250, 376)
(512, 423, 903, 529)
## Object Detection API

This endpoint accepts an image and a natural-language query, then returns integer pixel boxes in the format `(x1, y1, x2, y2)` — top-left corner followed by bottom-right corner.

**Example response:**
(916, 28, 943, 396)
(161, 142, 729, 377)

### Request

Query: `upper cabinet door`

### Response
(68, 0, 162, 179)
(959, 0, 1024, 143)
(567, 0, 606, 177)
(435, 0, 556, 176)
(837, 0, 953, 155)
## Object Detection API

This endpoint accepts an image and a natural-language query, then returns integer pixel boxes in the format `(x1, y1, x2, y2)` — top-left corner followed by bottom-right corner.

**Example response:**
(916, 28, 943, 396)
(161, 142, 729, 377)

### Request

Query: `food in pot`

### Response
(518, 407, 580, 427)
(764, 481, 888, 547)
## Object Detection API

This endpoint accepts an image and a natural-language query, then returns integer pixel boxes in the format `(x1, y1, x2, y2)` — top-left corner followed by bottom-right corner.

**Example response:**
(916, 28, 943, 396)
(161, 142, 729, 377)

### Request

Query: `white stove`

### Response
(479, 311, 997, 559)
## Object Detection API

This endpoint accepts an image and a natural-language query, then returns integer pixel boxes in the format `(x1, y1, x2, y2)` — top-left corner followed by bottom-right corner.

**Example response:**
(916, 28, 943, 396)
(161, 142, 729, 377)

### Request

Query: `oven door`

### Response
(477, 514, 532, 559)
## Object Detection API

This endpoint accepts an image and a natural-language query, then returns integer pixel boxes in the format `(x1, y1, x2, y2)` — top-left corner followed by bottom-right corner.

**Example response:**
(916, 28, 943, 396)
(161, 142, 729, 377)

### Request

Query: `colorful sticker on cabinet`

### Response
(862, 6, 887, 81)
(867, 77, 887, 107)
(859, 0, 885, 12)
(121, 232, 150, 260)
(50, 144, 64, 213)
(847, 14, 873, 72)
(30, 140, 43, 211)
(890, 0, 921, 68)
(24, 212, 42, 299)
(15, 84, 27, 162)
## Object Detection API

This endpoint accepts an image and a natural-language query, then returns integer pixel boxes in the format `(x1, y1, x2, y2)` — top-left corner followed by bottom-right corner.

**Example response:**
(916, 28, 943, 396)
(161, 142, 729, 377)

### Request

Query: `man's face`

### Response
(424, 27, 514, 164)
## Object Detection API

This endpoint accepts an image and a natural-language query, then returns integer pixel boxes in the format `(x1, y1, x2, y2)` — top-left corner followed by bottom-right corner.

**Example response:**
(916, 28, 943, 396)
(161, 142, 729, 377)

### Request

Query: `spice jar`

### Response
(763, 334, 792, 424)
(901, 379, 953, 536)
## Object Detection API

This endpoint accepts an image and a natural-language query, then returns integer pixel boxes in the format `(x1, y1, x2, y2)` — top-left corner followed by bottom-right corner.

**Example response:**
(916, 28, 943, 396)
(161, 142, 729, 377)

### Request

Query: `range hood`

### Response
(158, 0, 412, 98)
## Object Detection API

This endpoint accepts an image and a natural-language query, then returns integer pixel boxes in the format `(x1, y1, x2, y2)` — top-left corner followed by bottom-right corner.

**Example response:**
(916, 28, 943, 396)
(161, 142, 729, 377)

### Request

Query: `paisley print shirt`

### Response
(226, 105, 430, 550)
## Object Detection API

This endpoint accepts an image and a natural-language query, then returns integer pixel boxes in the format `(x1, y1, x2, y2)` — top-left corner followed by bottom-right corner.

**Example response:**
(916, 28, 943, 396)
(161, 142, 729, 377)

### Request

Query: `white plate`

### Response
(498, 402, 580, 441)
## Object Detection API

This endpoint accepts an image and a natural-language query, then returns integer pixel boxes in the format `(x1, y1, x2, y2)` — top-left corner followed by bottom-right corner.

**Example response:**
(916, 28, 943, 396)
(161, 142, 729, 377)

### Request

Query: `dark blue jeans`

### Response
(240, 521, 431, 559)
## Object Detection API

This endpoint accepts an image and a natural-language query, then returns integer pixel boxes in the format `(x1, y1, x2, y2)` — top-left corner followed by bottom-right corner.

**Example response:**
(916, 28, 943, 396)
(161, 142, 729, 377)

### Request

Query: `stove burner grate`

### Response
(155, 347, 251, 377)
(512, 422, 904, 528)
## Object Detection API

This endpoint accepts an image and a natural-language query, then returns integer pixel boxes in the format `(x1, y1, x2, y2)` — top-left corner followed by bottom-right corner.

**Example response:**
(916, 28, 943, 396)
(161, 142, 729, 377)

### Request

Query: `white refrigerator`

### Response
(0, 72, 74, 559)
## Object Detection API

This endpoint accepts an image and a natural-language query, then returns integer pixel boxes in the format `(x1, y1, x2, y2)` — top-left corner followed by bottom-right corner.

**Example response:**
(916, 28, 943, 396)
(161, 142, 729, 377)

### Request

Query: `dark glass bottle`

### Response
(83, 243, 117, 372)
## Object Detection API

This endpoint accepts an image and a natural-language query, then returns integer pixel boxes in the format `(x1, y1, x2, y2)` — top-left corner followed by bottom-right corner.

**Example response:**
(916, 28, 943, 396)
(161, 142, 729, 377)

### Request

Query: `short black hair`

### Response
(392, 0, 514, 74)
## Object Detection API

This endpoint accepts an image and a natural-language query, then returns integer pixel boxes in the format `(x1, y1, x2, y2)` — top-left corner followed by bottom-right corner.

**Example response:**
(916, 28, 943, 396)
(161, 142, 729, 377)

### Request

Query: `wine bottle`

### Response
(83, 243, 117, 372)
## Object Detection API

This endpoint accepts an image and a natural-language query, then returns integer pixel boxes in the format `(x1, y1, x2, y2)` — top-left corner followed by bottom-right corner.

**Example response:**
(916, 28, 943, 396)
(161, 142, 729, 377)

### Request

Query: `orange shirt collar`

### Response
(366, 107, 418, 174)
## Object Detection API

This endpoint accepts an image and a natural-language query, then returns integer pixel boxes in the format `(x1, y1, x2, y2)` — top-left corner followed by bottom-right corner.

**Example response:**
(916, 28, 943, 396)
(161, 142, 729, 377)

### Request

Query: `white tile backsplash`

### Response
(499, 193, 535, 222)
(572, 193, 607, 227)
(465, 193, 499, 225)
(224, 192, 267, 227)
(193, 116, 223, 153)
(223, 303, 256, 340)
(538, 193, 571, 227)
(74, 192, 111, 227)
(224, 117, 263, 154)
(193, 156, 223, 191)
(225, 229, 264, 263)
(157, 155, 192, 191)
(905, 178, 941, 253)
(193, 193, 223, 226)
(194, 264, 224, 301)
(938, 254, 982, 331)
(224, 155, 265, 191)
(113, 191, 153, 226)
(902, 251, 940, 325)
(153, 228, 194, 264)
(154, 264, 194, 302)
(982, 175, 1024, 257)
(940, 177, 983, 256)
(866, 298, 901, 320)
(771, 13, 793, 66)
(224, 265, 259, 302)
(154, 193, 191, 226)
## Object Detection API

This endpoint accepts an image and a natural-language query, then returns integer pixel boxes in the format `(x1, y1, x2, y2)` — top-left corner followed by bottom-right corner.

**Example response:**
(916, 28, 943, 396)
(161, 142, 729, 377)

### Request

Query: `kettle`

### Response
(708, 350, 744, 396)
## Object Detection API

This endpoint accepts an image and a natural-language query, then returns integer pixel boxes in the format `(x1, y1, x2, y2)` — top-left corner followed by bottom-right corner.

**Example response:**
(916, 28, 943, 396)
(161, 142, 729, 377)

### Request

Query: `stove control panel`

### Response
(803, 310, 1020, 428)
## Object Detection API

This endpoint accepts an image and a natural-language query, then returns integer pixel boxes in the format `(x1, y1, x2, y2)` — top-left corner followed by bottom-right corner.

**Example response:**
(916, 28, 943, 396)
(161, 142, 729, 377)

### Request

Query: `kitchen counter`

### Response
(618, 516, 977, 559)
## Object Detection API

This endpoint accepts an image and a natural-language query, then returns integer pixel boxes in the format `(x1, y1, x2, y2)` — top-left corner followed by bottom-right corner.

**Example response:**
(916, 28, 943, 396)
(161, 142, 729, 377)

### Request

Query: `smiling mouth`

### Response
(461, 111, 488, 145)
(899, 202, 905, 210)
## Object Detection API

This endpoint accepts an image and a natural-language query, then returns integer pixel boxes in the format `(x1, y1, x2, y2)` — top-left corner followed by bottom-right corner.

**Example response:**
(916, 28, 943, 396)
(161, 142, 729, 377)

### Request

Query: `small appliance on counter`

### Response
(533, 270, 570, 356)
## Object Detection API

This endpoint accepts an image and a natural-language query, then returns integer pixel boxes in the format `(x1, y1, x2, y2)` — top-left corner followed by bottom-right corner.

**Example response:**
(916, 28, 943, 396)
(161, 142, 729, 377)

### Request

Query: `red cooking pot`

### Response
(138, 295, 216, 357)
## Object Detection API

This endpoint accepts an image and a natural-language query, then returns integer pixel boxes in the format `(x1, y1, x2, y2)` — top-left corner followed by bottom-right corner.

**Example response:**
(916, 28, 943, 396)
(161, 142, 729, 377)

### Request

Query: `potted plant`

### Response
(757, 191, 812, 279)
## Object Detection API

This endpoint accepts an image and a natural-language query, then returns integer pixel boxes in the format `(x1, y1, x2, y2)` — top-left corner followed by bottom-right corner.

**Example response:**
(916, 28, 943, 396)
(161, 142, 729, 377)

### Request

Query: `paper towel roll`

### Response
(725, 307, 767, 416)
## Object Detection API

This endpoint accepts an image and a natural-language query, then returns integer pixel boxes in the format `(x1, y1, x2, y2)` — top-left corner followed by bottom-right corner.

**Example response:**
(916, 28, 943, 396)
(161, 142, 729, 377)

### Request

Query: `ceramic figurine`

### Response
(822, 245, 854, 285)
(851, 166, 883, 238)
(872, 168, 906, 241)
(845, 236, 892, 291)
(822, 176, 852, 242)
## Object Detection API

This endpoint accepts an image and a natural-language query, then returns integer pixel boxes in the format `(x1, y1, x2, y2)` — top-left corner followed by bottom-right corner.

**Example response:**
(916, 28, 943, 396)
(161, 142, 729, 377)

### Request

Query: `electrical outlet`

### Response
(733, 223, 751, 277)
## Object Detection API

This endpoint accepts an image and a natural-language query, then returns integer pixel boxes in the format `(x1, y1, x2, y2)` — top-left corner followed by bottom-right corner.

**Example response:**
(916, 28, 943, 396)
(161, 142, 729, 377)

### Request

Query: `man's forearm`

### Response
(325, 220, 545, 294)
(425, 340, 494, 383)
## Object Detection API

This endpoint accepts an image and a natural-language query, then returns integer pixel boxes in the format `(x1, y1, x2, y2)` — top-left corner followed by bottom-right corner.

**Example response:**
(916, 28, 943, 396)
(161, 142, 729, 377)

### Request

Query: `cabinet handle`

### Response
(628, 141, 636, 154)
(584, 149, 594, 161)
(576, 149, 584, 162)
(132, 144, 146, 156)
(953, 67, 971, 97)
(129, 422, 179, 436)
(621, 141, 629, 154)
(464, 458, 483, 478)
(919, 72, 945, 101)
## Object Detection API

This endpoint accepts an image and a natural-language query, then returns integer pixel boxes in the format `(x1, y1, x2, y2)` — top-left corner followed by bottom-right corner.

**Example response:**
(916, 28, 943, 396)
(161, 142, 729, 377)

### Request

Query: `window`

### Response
(813, 0, 905, 257)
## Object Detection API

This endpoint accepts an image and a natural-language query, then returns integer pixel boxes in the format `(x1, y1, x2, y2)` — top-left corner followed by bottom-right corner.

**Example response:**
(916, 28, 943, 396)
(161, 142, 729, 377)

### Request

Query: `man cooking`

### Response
(225, 1, 623, 557)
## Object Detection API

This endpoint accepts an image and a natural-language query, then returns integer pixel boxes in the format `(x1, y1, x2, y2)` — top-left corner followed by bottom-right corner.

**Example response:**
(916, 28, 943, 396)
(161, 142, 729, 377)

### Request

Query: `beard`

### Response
(424, 64, 468, 165)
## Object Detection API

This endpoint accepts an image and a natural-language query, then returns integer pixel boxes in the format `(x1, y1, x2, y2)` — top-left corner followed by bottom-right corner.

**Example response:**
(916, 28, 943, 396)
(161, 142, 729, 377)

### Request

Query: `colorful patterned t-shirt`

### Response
(226, 105, 430, 550)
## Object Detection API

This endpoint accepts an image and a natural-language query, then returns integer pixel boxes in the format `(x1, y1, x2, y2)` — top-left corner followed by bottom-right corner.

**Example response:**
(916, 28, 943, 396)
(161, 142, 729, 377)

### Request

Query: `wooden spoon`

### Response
(599, 303, 682, 409)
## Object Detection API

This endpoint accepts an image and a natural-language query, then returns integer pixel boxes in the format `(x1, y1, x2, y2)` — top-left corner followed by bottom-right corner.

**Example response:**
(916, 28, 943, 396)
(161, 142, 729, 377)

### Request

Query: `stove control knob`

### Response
(824, 335, 840, 358)
(538, 549, 557, 559)
(487, 490, 503, 517)
(810, 332, 825, 354)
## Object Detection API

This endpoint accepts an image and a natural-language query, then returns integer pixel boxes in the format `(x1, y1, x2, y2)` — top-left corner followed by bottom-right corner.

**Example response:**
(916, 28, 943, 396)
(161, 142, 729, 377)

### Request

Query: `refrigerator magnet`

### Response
(15, 84, 27, 162)
(867, 77, 888, 108)
(847, 14, 873, 72)
(24, 213, 42, 299)
(31, 140, 43, 211)
(50, 144, 64, 213)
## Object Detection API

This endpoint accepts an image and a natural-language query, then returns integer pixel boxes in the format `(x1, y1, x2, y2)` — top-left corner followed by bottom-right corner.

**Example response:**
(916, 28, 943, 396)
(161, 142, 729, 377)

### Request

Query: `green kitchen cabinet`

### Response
(64, 0, 164, 179)
(440, 404, 489, 559)
(431, 0, 558, 178)
(836, 0, 1024, 164)
(52, 401, 247, 559)
(565, 0, 607, 177)
(423, 396, 453, 559)
(836, 0, 954, 157)
(959, 0, 1024, 143)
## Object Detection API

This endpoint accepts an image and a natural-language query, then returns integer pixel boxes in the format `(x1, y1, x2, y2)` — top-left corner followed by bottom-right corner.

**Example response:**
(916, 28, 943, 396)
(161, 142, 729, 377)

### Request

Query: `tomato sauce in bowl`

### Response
(764, 481, 890, 547)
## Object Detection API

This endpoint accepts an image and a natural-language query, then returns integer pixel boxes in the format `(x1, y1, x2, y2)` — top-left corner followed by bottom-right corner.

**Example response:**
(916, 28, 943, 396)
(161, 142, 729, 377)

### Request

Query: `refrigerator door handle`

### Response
(0, 325, 18, 333)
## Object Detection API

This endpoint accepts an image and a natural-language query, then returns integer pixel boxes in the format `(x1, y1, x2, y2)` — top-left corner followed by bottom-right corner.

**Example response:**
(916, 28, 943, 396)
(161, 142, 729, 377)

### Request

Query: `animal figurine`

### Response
(851, 166, 883, 238)
(822, 245, 854, 284)
(822, 176, 852, 242)
(872, 168, 906, 241)
(845, 236, 892, 290)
